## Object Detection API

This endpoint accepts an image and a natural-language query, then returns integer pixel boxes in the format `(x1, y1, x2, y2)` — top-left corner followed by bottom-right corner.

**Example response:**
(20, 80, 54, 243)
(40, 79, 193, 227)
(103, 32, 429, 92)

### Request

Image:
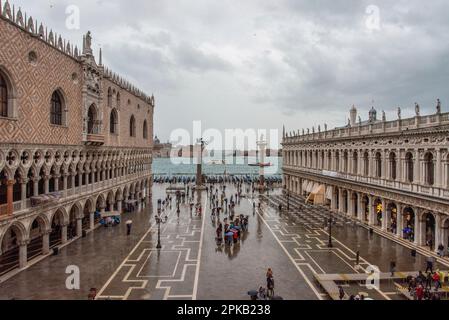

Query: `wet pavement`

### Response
(0, 184, 446, 300)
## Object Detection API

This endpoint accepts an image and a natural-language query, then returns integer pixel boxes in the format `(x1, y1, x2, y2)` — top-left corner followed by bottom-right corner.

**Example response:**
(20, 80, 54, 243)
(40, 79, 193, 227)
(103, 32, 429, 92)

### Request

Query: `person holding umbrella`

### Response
(126, 220, 133, 236)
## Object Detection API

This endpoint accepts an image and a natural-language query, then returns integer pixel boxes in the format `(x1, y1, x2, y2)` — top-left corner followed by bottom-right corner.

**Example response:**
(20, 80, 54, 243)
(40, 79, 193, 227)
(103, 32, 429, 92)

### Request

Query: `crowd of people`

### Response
(405, 269, 446, 300)
(206, 183, 251, 247)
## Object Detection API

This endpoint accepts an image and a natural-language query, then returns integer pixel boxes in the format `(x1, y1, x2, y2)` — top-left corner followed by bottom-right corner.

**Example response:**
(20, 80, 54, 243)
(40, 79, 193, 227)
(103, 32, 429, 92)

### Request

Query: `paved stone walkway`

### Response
(0, 184, 446, 300)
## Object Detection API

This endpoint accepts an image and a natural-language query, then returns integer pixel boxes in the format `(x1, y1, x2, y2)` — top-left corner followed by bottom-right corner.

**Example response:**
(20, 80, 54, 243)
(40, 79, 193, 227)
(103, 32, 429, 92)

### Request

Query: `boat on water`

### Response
(209, 160, 226, 165)
(248, 163, 272, 167)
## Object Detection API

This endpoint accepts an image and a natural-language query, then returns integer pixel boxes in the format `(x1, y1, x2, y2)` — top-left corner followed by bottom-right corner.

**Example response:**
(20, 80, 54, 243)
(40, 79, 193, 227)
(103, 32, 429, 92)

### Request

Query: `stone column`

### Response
(436, 149, 442, 187)
(347, 191, 353, 217)
(396, 204, 403, 238)
(337, 189, 342, 213)
(357, 193, 363, 221)
(54, 175, 60, 192)
(381, 151, 387, 180)
(117, 199, 123, 213)
(6, 179, 15, 216)
(18, 240, 29, 269)
(89, 211, 95, 230)
(414, 208, 421, 246)
(33, 178, 39, 197)
(43, 230, 51, 255)
(61, 224, 68, 244)
(330, 188, 337, 212)
(20, 178, 28, 205)
(381, 198, 387, 230)
(76, 218, 82, 237)
(63, 174, 68, 197)
(44, 176, 50, 194)
(368, 196, 375, 226)
(434, 214, 442, 251)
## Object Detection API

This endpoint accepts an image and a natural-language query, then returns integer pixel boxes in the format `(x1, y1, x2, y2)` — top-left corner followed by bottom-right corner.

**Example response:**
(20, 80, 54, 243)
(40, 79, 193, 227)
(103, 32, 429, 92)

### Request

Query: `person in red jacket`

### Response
(433, 272, 441, 291)
(415, 285, 424, 300)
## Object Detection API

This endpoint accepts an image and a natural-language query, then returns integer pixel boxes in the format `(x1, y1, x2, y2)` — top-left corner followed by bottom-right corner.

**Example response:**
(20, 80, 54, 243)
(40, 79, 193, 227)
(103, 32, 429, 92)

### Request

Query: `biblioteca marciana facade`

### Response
(0, 1, 154, 278)
(282, 103, 449, 254)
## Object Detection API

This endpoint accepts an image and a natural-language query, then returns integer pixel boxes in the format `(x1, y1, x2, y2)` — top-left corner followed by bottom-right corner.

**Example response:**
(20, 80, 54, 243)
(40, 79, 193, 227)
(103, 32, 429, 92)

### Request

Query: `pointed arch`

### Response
(130, 115, 136, 137)
(50, 89, 67, 126)
(0, 66, 17, 118)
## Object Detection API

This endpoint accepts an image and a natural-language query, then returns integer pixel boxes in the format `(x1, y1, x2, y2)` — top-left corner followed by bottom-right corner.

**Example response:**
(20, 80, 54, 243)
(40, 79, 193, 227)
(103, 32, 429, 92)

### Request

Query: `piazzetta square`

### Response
(0, 0, 448, 313)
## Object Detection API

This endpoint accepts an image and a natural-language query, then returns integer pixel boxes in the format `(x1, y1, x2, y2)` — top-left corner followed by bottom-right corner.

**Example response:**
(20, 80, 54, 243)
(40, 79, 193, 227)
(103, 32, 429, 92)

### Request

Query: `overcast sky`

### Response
(14, 0, 449, 147)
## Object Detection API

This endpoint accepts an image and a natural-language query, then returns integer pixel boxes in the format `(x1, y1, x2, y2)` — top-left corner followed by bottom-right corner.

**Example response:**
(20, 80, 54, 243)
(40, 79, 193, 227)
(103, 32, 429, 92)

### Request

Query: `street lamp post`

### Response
(328, 211, 333, 248)
(155, 208, 168, 249)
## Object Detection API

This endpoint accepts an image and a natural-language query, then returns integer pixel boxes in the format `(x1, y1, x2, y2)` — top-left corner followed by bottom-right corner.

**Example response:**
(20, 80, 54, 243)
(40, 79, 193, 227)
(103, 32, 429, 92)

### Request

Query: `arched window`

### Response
(107, 88, 112, 107)
(116, 92, 121, 108)
(50, 91, 64, 125)
(375, 152, 382, 178)
(130, 115, 136, 137)
(406, 152, 414, 183)
(352, 151, 358, 175)
(363, 152, 369, 176)
(0, 73, 7, 117)
(389, 152, 397, 180)
(143, 120, 148, 139)
(87, 104, 98, 134)
(110, 109, 118, 134)
(335, 151, 340, 172)
(424, 152, 434, 186)
(343, 151, 348, 173)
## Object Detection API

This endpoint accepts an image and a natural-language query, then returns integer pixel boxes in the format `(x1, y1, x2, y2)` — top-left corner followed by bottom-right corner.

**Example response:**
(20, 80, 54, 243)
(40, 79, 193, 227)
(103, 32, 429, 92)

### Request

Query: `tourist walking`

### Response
(425, 256, 434, 273)
(338, 286, 345, 300)
(126, 220, 133, 236)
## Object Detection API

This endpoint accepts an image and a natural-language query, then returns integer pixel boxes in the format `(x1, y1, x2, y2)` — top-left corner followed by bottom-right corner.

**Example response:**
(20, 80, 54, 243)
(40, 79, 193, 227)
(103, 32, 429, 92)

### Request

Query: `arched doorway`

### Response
(422, 212, 436, 250)
(402, 207, 415, 241)
(95, 195, 105, 225)
(441, 218, 449, 250)
(386, 202, 397, 234)
(68, 205, 80, 240)
(83, 200, 93, 231)
(351, 192, 358, 218)
(374, 198, 383, 227)
(342, 190, 348, 214)
(0, 224, 24, 275)
(50, 210, 64, 248)
(106, 191, 115, 212)
(87, 104, 99, 134)
(362, 195, 369, 222)
(27, 216, 46, 261)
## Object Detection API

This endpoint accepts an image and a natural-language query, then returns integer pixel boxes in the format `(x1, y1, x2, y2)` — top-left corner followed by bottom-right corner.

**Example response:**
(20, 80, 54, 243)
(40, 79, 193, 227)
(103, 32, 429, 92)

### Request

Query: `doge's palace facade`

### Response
(0, 1, 154, 277)
(283, 103, 449, 255)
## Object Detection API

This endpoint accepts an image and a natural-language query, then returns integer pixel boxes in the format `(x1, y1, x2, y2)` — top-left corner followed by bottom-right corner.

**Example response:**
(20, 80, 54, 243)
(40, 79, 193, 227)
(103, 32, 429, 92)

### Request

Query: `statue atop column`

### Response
(415, 103, 420, 116)
(83, 31, 93, 55)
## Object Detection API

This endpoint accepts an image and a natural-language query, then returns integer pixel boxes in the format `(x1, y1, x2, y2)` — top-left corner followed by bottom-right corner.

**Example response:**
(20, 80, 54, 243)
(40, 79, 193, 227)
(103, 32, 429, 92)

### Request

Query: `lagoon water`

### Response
(152, 156, 282, 177)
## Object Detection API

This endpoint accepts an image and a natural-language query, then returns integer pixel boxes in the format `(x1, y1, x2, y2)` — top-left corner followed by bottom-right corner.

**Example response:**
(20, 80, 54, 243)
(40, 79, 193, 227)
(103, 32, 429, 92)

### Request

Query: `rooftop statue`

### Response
(415, 103, 420, 116)
(436, 99, 441, 114)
